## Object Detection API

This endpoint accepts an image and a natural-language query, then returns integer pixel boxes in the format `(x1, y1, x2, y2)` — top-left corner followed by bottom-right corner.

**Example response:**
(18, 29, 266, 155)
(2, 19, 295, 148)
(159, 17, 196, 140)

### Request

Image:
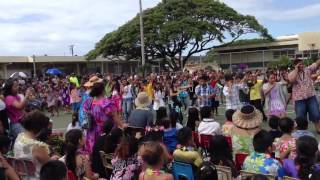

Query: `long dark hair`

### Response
(2, 79, 15, 97)
(114, 135, 138, 160)
(71, 112, 78, 127)
(65, 129, 83, 175)
(111, 78, 120, 93)
(187, 107, 199, 131)
(156, 107, 167, 123)
(90, 82, 105, 97)
(295, 136, 319, 179)
(209, 135, 233, 164)
(103, 128, 123, 153)
(170, 79, 177, 90)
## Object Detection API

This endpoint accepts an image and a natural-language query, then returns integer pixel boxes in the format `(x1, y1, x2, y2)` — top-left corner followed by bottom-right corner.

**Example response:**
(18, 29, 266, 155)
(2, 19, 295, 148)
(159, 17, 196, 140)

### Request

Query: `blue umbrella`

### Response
(46, 68, 62, 75)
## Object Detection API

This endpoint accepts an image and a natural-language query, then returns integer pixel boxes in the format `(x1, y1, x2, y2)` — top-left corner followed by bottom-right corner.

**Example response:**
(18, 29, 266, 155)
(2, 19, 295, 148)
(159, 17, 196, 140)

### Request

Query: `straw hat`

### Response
(232, 105, 262, 129)
(84, 76, 103, 87)
(135, 92, 152, 108)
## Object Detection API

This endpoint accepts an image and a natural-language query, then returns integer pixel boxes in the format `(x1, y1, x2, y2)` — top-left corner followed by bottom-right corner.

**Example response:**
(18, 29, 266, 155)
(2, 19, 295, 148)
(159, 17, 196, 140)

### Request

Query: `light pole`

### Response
(139, 0, 146, 66)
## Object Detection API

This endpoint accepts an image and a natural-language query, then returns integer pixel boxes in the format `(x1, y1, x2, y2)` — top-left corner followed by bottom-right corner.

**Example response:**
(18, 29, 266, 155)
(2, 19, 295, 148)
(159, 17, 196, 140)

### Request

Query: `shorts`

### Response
(211, 98, 219, 108)
(295, 96, 320, 122)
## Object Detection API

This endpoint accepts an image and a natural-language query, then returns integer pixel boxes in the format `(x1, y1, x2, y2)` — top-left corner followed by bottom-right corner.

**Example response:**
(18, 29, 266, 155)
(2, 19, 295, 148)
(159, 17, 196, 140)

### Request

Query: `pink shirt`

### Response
(291, 63, 317, 101)
(4, 95, 24, 124)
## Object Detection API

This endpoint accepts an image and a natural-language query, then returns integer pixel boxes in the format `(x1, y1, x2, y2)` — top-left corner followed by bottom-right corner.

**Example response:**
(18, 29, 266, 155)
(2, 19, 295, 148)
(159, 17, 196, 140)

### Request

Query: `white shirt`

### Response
(153, 90, 165, 110)
(198, 118, 221, 136)
(223, 84, 246, 110)
(176, 123, 183, 130)
(66, 122, 81, 132)
(122, 85, 133, 99)
(0, 99, 5, 111)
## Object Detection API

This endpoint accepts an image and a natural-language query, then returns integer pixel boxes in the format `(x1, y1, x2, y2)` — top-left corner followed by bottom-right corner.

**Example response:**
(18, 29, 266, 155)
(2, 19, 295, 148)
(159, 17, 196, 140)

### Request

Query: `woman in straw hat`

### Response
(128, 92, 154, 128)
(78, 76, 103, 127)
(230, 105, 262, 155)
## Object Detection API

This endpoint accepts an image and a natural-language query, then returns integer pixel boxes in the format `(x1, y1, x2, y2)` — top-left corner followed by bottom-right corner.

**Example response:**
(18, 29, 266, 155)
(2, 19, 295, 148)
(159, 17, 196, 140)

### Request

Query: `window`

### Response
(273, 51, 280, 59)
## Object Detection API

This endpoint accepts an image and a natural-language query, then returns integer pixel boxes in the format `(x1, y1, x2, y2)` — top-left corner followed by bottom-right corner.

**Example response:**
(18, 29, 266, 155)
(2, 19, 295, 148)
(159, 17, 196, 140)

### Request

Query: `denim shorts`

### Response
(295, 96, 320, 122)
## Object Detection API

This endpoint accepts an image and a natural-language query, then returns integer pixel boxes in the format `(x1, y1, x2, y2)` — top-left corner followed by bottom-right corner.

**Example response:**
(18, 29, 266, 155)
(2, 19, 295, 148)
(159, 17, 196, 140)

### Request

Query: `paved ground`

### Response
(50, 103, 320, 140)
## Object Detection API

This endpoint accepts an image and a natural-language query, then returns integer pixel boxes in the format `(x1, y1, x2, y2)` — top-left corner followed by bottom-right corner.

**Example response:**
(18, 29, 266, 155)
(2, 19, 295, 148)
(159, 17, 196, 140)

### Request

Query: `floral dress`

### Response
(83, 97, 117, 153)
(60, 86, 70, 106)
(111, 90, 122, 111)
(267, 84, 286, 116)
(222, 122, 234, 136)
(231, 133, 254, 155)
(110, 155, 141, 180)
(274, 138, 296, 160)
(243, 152, 285, 178)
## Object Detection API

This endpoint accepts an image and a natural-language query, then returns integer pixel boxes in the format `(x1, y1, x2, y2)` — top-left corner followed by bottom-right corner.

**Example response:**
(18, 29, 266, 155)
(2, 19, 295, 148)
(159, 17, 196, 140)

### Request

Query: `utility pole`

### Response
(32, 55, 36, 78)
(139, 0, 146, 66)
(69, 45, 74, 56)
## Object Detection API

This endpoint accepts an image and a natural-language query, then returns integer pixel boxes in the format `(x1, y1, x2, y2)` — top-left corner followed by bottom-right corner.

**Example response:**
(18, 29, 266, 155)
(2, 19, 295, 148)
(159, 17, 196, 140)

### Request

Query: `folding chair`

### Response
(225, 136, 232, 149)
(67, 170, 77, 180)
(215, 165, 232, 180)
(200, 134, 213, 157)
(284, 176, 299, 180)
(5, 156, 16, 167)
(22, 159, 36, 177)
(192, 131, 200, 148)
(172, 161, 195, 180)
(14, 158, 36, 180)
(240, 170, 275, 180)
(235, 153, 249, 170)
(99, 151, 113, 171)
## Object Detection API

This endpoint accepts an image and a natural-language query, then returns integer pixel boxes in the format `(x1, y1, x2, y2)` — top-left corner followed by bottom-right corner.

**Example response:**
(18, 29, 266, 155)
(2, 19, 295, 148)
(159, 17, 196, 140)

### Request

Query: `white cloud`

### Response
(221, 0, 320, 21)
(0, 0, 161, 56)
(0, 0, 318, 56)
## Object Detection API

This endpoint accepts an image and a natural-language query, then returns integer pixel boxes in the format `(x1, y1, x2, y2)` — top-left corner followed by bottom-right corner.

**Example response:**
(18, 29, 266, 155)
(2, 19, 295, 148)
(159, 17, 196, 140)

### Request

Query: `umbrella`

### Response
(9, 72, 28, 78)
(46, 68, 62, 75)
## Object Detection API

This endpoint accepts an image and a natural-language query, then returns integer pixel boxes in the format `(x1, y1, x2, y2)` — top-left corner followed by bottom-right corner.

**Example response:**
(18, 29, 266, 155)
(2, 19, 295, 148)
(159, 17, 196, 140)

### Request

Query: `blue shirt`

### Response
(292, 130, 315, 139)
(195, 84, 215, 107)
(164, 128, 178, 152)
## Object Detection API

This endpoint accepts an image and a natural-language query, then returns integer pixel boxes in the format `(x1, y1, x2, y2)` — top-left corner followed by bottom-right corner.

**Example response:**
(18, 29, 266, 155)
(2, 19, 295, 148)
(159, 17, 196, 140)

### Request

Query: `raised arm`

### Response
(223, 86, 231, 97)
(288, 63, 300, 83)
(12, 97, 26, 110)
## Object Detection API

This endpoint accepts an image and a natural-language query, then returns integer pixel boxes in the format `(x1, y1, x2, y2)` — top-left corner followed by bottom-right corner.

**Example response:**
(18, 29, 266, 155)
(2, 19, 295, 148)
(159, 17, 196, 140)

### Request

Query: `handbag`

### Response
(83, 98, 94, 130)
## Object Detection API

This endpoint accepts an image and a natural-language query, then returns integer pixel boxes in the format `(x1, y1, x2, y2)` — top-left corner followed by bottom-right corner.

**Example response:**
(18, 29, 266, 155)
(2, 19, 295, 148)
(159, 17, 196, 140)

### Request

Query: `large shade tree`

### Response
(87, 0, 272, 70)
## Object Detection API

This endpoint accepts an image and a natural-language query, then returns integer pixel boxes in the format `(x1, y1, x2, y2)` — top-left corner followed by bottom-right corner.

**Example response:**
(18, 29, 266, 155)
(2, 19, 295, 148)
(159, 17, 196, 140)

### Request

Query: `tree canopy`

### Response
(87, 0, 272, 70)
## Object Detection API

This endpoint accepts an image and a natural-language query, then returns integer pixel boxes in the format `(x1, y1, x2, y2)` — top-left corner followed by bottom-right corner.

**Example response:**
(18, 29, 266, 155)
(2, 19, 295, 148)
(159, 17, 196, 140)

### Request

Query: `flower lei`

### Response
(145, 168, 165, 176)
(145, 126, 165, 133)
(176, 144, 194, 151)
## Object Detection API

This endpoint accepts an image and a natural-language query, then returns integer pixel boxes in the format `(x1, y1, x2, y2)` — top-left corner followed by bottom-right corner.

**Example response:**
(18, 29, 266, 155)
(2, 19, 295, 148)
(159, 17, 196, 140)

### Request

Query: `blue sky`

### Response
(0, 0, 319, 56)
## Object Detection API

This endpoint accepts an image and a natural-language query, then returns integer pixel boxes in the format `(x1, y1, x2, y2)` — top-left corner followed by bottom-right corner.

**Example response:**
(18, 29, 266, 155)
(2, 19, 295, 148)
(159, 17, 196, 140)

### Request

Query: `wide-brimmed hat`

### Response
(84, 76, 103, 87)
(135, 92, 152, 108)
(232, 105, 262, 129)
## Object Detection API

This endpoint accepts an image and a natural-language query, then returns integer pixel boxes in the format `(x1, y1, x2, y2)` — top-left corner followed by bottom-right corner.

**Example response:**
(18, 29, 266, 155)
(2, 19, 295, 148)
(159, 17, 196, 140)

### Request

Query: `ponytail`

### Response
(64, 129, 83, 175)
(65, 141, 77, 174)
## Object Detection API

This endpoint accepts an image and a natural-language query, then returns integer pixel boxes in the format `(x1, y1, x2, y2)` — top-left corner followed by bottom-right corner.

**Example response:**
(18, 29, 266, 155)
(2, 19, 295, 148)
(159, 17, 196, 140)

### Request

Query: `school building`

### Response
(211, 31, 320, 71)
(0, 56, 140, 79)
